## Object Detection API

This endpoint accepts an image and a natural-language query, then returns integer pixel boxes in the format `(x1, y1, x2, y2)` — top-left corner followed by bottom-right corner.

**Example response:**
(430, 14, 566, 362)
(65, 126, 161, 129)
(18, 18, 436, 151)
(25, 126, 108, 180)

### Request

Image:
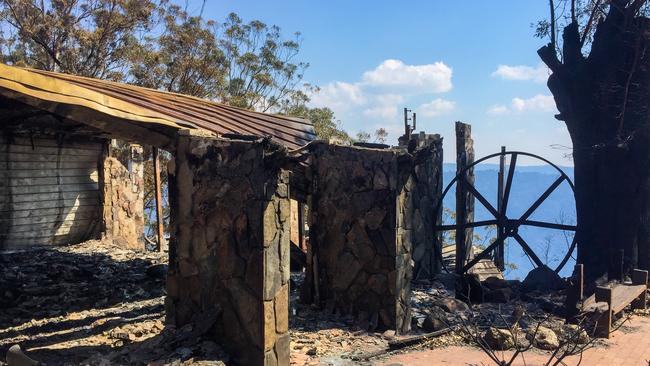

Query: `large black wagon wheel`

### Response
(436, 151, 577, 274)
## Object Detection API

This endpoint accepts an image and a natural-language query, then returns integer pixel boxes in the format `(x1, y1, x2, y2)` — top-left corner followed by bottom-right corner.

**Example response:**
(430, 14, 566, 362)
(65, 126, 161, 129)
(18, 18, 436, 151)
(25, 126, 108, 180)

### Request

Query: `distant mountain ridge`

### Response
(443, 163, 574, 177)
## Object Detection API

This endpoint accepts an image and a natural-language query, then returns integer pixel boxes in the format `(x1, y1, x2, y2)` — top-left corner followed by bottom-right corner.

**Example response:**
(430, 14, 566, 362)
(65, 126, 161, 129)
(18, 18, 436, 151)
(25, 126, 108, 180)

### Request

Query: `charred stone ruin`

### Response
(162, 134, 445, 364)
(300, 138, 443, 335)
(0, 63, 536, 366)
(306, 143, 413, 334)
(166, 131, 291, 365)
(3, 38, 650, 364)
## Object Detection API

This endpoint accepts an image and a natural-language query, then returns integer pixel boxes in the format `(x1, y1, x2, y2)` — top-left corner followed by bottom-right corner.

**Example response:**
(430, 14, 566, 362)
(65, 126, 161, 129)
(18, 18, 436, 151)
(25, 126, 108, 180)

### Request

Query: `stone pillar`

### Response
(100, 142, 145, 250)
(309, 142, 412, 334)
(166, 131, 290, 366)
(455, 122, 475, 273)
(408, 132, 444, 280)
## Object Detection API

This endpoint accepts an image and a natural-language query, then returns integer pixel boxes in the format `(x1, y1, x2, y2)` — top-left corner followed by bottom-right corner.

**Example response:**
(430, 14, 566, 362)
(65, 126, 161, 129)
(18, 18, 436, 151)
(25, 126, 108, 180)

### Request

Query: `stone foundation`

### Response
(166, 132, 290, 365)
(308, 143, 413, 334)
(100, 143, 144, 250)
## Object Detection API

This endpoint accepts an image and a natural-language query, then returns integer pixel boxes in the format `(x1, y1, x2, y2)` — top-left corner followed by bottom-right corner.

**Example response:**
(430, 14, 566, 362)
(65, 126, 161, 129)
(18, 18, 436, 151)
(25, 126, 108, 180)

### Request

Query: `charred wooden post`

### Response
(300, 195, 317, 305)
(594, 286, 613, 339)
(632, 269, 648, 310)
(455, 122, 475, 273)
(166, 131, 290, 365)
(565, 263, 584, 321)
(153, 146, 165, 252)
(300, 203, 318, 304)
(616, 249, 625, 282)
(298, 202, 306, 252)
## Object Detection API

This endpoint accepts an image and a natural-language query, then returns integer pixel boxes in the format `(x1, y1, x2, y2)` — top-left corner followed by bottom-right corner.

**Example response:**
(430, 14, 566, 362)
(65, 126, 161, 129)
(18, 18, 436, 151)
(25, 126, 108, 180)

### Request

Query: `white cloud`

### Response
(487, 94, 556, 115)
(363, 94, 404, 119)
(309, 81, 365, 112)
(487, 104, 509, 115)
(418, 98, 456, 118)
(308, 59, 455, 143)
(362, 59, 453, 93)
(492, 63, 550, 83)
(511, 94, 556, 112)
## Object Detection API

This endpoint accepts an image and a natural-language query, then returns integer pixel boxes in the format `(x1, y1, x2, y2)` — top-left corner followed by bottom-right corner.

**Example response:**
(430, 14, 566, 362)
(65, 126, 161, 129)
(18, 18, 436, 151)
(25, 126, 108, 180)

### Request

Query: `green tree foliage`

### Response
(218, 12, 307, 112)
(129, 3, 226, 98)
(0, 1, 314, 114)
(0, 0, 159, 80)
(278, 87, 351, 142)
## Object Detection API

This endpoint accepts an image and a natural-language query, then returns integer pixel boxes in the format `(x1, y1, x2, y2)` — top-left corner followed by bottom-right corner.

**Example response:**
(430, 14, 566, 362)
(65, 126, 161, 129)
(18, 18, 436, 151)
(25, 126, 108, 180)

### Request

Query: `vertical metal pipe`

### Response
(404, 108, 409, 137)
(496, 146, 506, 270)
(153, 146, 165, 252)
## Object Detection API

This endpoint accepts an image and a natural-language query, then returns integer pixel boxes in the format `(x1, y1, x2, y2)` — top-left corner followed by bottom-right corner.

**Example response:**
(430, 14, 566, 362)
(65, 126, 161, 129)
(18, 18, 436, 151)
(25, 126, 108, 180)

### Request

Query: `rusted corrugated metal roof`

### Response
(0, 63, 316, 149)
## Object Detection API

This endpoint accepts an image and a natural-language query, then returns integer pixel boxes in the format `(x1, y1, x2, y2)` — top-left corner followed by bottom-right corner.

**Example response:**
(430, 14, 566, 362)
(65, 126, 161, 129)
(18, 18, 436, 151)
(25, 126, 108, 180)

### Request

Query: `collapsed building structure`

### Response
(0, 63, 482, 365)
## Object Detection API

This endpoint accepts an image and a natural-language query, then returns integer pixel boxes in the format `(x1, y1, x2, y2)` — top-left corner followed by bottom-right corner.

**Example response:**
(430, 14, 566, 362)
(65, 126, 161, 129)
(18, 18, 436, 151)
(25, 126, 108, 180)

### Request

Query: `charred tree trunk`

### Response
(539, 1, 650, 281)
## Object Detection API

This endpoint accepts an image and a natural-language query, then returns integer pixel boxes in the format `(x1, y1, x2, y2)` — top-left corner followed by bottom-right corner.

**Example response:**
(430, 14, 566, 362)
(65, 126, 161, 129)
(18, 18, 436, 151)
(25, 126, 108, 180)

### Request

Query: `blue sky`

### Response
(197, 1, 572, 165)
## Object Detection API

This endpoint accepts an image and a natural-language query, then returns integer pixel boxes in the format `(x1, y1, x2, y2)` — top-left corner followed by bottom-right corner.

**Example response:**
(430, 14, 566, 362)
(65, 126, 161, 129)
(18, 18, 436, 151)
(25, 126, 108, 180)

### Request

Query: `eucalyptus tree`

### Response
(0, 0, 160, 81)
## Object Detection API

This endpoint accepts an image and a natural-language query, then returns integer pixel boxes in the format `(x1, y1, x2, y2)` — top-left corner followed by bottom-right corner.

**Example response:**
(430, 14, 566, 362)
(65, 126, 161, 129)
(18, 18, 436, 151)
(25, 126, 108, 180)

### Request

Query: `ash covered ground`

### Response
(0, 240, 606, 366)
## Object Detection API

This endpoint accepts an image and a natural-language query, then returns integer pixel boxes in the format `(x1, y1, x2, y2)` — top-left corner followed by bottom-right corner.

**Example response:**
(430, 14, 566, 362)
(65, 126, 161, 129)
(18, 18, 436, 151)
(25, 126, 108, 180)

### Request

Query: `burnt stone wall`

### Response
(166, 131, 289, 366)
(309, 143, 412, 334)
(409, 133, 444, 280)
(100, 143, 144, 250)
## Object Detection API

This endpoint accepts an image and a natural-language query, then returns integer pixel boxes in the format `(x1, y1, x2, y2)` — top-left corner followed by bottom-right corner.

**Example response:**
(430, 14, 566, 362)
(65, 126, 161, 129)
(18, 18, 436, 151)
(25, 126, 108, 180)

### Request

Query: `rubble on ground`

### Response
(0, 240, 609, 365)
(0, 240, 227, 365)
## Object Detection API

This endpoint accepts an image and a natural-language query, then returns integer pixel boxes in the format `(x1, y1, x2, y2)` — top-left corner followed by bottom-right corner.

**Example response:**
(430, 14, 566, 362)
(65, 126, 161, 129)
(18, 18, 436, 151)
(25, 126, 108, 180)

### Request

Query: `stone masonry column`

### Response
(166, 131, 290, 365)
(408, 132, 444, 280)
(308, 142, 413, 334)
(100, 141, 145, 250)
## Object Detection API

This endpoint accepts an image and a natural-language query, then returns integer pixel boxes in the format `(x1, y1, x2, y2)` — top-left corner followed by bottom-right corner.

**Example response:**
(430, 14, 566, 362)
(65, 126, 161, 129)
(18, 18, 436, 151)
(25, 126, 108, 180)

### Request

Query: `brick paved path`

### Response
(380, 315, 650, 366)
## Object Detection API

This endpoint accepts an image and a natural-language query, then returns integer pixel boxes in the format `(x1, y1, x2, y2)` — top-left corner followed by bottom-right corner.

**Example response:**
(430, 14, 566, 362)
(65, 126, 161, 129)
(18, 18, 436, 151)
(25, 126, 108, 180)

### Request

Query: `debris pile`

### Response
(0, 239, 609, 365)
(0, 240, 227, 365)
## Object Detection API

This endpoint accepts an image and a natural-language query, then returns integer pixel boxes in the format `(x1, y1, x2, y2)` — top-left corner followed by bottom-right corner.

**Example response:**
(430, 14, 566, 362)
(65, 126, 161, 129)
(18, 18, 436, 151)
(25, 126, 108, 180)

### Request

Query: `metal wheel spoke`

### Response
(463, 176, 500, 218)
(512, 232, 545, 268)
(462, 235, 505, 273)
(500, 153, 517, 217)
(522, 220, 576, 231)
(519, 176, 566, 222)
(436, 219, 499, 231)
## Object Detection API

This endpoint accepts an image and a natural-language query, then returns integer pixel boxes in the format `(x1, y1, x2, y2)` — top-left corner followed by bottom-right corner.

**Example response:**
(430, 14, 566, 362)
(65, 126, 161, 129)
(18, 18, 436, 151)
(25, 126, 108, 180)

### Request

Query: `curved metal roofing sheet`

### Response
(0, 63, 316, 149)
